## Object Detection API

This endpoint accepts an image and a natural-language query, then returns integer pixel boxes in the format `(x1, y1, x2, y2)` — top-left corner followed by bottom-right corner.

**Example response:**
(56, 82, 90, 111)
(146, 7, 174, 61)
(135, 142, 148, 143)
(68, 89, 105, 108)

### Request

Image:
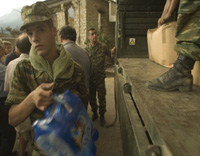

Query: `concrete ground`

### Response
(87, 72, 123, 156)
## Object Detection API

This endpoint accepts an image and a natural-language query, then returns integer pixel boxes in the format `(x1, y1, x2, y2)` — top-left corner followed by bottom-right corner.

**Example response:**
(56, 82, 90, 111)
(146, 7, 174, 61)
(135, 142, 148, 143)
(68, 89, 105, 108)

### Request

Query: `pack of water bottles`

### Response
(33, 90, 99, 156)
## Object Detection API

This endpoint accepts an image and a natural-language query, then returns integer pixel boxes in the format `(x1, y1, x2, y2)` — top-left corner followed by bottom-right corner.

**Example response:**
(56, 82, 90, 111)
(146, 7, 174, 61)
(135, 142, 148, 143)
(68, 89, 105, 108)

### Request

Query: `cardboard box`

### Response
(192, 61, 200, 86)
(147, 21, 200, 86)
(147, 21, 178, 68)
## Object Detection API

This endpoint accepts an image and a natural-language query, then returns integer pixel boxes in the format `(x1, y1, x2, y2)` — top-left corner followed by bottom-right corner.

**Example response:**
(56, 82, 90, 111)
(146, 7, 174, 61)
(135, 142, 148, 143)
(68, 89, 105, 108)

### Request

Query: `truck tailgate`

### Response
(115, 58, 200, 156)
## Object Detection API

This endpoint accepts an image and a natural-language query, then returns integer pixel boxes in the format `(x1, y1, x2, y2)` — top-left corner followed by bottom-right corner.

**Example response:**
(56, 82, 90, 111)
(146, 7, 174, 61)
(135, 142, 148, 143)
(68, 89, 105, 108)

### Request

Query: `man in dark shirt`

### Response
(4, 47, 21, 66)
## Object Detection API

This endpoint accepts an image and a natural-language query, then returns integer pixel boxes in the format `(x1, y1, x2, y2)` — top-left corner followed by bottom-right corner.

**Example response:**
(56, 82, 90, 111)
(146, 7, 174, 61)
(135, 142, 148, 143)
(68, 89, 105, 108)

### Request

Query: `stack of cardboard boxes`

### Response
(147, 21, 200, 86)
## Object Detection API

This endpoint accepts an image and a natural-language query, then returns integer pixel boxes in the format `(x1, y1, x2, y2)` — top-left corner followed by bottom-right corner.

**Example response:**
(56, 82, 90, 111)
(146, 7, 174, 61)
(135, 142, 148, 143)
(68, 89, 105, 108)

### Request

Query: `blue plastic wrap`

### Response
(33, 90, 99, 156)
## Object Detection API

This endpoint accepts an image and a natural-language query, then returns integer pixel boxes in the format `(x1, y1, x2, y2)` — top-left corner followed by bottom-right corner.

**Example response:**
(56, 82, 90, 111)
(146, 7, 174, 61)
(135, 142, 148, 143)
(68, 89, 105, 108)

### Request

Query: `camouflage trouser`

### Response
(175, 5, 200, 60)
(89, 76, 106, 115)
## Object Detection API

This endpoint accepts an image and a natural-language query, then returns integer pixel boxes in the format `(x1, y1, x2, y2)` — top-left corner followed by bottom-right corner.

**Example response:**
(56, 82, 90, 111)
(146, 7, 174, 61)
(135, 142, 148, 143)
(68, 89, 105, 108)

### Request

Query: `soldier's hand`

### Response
(158, 17, 166, 27)
(158, 11, 172, 27)
(31, 83, 54, 111)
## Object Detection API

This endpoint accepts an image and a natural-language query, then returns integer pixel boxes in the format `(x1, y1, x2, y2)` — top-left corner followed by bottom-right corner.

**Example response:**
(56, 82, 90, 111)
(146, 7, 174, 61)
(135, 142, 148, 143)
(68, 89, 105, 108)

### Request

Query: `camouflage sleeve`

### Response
(5, 61, 29, 106)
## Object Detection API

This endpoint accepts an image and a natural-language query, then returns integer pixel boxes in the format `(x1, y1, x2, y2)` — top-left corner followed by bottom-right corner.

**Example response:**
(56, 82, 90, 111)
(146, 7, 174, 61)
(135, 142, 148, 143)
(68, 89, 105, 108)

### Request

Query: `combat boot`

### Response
(146, 54, 195, 91)
(92, 112, 98, 121)
(100, 115, 105, 126)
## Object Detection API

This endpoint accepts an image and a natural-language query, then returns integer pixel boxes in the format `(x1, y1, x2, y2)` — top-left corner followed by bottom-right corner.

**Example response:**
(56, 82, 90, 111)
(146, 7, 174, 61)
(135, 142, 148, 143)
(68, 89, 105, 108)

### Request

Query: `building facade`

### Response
(45, 0, 116, 47)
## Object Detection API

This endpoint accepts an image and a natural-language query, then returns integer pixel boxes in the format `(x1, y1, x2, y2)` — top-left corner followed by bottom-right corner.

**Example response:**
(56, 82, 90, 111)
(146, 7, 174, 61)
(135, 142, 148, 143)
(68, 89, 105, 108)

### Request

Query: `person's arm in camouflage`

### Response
(158, 0, 179, 27)
(6, 63, 54, 127)
(8, 83, 54, 127)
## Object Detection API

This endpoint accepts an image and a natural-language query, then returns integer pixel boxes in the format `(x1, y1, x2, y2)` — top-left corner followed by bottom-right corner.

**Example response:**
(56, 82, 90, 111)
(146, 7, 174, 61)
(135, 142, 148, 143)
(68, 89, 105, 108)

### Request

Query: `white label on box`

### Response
(129, 38, 135, 45)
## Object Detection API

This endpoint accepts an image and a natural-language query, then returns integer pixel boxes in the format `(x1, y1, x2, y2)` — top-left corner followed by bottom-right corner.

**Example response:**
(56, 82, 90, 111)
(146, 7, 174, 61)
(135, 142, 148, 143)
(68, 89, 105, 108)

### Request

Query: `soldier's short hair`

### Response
(16, 33, 31, 54)
(88, 27, 96, 33)
(59, 26, 77, 42)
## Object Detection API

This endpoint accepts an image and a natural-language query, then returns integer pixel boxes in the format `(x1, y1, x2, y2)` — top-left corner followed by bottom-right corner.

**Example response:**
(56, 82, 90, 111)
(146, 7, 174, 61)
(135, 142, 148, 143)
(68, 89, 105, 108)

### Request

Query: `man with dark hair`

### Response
(5, 2, 88, 156)
(59, 25, 77, 42)
(85, 27, 115, 126)
(59, 25, 91, 109)
(4, 33, 31, 156)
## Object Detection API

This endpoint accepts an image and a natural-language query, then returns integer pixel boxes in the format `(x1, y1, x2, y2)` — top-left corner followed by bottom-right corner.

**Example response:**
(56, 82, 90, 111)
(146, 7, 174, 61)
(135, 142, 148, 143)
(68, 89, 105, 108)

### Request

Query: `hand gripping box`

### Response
(147, 21, 178, 68)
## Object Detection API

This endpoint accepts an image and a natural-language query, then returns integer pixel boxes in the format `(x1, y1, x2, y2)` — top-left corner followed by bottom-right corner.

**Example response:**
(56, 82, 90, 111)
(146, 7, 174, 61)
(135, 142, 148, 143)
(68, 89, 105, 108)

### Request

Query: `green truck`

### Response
(114, 0, 200, 156)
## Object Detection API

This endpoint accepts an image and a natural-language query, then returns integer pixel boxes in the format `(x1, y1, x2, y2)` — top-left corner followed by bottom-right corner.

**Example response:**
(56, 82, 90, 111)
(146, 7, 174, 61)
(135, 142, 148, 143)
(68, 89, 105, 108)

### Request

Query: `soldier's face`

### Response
(26, 21, 57, 57)
(88, 30, 97, 44)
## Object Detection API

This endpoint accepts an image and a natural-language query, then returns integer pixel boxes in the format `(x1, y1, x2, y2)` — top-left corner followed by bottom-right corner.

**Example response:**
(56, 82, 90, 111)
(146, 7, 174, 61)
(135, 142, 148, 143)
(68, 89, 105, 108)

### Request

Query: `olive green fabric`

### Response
(30, 44, 74, 81)
(85, 42, 110, 78)
(20, 2, 52, 31)
(175, 0, 200, 61)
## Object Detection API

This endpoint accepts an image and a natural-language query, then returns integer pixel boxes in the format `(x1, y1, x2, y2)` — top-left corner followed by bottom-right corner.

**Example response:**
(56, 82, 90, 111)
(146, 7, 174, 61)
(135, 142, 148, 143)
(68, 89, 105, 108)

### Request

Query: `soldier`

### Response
(5, 2, 88, 156)
(85, 27, 115, 126)
(147, 0, 200, 91)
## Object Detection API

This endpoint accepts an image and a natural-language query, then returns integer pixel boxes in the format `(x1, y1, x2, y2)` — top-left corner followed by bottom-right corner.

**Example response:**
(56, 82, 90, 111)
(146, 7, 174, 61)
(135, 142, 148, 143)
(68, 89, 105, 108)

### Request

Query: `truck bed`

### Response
(115, 58, 200, 156)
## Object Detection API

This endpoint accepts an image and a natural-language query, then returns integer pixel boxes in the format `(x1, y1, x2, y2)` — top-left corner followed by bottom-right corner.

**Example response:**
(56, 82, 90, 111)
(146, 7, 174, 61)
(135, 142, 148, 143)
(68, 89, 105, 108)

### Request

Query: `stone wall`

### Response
(86, 0, 115, 47)
(50, 0, 115, 48)
(72, 0, 87, 47)
(56, 11, 66, 31)
(72, 0, 115, 48)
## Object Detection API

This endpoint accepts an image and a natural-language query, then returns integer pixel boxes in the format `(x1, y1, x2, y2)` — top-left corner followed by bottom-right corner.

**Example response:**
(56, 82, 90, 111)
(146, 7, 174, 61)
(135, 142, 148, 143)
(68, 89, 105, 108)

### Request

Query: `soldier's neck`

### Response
(91, 42, 97, 47)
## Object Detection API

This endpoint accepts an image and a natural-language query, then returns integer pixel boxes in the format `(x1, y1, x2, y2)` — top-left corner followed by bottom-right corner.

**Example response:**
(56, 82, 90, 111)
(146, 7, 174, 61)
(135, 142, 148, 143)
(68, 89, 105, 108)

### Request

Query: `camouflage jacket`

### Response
(5, 59, 88, 124)
(85, 42, 111, 78)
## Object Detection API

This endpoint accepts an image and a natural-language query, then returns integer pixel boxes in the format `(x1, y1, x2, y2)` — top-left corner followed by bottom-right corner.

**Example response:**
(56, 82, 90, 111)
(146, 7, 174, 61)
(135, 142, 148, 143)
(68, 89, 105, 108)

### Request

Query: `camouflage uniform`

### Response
(5, 2, 88, 155)
(5, 58, 88, 155)
(85, 42, 110, 116)
(175, 0, 200, 61)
